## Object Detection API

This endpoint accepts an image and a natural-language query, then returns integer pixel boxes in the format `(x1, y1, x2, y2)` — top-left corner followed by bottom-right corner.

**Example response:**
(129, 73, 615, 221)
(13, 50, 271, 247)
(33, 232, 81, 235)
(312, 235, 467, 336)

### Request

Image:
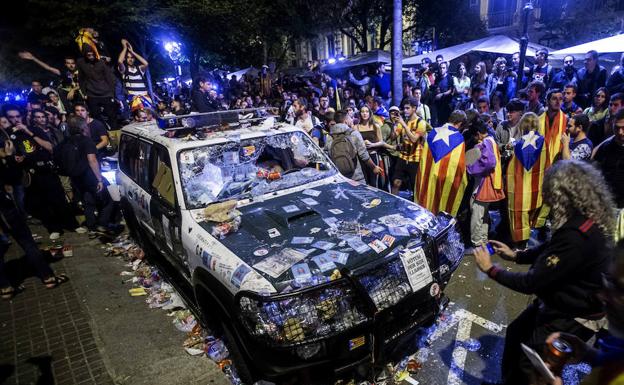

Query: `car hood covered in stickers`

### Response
(197, 180, 442, 293)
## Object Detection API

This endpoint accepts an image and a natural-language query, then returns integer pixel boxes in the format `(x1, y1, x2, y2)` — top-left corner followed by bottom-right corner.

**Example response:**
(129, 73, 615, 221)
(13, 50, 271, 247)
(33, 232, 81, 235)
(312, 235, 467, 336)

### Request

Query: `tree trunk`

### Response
(189, 47, 200, 81)
(391, 0, 403, 106)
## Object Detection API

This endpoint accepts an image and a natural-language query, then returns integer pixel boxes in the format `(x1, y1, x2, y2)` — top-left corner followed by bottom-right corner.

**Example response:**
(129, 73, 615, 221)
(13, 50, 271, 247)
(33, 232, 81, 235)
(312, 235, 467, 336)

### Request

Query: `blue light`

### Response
(15, 95, 22, 101)
(327, 57, 337, 64)
(164, 41, 180, 53)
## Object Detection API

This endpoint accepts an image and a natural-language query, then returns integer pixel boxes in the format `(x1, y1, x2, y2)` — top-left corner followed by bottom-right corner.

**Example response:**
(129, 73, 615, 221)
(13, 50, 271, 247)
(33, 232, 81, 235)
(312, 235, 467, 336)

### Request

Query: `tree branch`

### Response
(340, 27, 366, 51)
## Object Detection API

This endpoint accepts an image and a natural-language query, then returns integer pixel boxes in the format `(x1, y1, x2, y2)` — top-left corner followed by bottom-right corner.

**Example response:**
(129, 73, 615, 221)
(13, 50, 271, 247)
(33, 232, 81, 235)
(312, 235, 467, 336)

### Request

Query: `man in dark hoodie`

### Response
(77, 47, 118, 129)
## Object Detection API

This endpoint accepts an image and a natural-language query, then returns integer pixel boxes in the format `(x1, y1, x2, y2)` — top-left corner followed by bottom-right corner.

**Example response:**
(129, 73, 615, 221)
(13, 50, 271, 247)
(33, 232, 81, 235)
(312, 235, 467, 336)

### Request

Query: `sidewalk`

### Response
(0, 230, 230, 385)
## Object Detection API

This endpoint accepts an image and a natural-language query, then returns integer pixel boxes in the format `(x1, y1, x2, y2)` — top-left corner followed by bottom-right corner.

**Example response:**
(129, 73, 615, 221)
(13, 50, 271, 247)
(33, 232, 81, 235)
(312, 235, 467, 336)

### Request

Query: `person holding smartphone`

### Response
(473, 160, 615, 385)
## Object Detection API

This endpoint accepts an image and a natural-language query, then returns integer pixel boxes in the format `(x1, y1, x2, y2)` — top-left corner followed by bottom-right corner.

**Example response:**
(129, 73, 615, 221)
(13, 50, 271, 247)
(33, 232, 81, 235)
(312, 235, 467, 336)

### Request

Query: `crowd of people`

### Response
(1, 27, 624, 384)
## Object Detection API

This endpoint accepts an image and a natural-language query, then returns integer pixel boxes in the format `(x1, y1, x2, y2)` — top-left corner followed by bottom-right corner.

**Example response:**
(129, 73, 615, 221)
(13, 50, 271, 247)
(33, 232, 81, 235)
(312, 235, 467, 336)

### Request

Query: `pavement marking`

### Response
(447, 316, 473, 385)
(425, 308, 506, 385)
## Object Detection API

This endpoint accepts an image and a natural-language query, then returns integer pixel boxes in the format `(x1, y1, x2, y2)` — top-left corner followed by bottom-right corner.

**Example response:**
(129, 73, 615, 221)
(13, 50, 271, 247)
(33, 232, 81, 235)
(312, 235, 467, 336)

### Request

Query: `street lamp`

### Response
(164, 41, 183, 87)
(517, 0, 534, 94)
(164, 41, 181, 61)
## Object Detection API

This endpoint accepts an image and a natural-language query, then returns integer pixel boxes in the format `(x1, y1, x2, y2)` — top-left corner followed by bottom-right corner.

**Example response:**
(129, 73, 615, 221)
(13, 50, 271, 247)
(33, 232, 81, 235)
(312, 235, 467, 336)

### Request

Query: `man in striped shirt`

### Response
(117, 39, 149, 100)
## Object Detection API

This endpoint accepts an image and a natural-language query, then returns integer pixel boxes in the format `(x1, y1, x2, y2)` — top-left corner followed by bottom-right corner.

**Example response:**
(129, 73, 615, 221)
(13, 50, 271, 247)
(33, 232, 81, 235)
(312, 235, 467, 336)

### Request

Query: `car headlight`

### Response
(237, 279, 369, 346)
(433, 213, 464, 274)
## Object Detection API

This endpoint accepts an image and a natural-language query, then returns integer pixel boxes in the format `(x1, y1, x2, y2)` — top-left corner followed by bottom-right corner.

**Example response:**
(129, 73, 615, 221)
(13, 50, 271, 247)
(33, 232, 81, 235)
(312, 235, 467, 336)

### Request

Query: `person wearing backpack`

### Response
(325, 111, 382, 183)
(57, 116, 113, 238)
(12, 108, 79, 240)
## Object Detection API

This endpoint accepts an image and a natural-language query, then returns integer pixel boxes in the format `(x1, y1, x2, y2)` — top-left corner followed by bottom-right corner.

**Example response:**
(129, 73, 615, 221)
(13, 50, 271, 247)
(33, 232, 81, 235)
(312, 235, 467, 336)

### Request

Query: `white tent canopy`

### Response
(550, 34, 624, 58)
(226, 67, 258, 80)
(321, 50, 391, 71)
(404, 35, 551, 65)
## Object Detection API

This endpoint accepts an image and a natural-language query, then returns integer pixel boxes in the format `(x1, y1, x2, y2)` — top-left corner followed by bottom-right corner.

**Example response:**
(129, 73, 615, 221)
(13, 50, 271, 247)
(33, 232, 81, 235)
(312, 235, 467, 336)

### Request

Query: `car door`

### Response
(118, 134, 155, 235)
(147, 144, 189, 278)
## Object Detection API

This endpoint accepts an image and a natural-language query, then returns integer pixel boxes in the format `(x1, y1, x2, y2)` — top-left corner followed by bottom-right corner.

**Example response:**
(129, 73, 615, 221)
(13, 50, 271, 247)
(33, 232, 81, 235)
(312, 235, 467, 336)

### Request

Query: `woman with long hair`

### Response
(454, 62, 471, 95)
(474, 159, 615, 385)
(453, 62, 471, 109)
(583, 87, 610, 122)
(356, 106, 384, 188)
(503, 112, 547, 246)
(490, 91, 506, 126)
(471, 61, 488, 90)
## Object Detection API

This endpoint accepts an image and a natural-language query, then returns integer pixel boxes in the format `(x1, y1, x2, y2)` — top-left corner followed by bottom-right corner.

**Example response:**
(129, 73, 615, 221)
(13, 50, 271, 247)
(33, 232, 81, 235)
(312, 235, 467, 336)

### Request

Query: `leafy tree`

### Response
(411, 0, 487, 48)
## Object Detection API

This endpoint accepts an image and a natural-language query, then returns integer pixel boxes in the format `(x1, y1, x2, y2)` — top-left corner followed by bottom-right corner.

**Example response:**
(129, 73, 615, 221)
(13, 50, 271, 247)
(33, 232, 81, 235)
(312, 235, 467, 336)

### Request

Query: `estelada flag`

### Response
(538, 110, 567, 167)
(506, 130, 548, 242)
(416, 124, 467, 216)
(535, 110, 567, 227)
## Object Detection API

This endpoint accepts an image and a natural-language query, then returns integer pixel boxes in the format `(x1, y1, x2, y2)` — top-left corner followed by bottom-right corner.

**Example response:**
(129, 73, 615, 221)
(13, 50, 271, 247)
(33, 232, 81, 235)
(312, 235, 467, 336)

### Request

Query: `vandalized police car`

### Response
(117, 110, 464, 382)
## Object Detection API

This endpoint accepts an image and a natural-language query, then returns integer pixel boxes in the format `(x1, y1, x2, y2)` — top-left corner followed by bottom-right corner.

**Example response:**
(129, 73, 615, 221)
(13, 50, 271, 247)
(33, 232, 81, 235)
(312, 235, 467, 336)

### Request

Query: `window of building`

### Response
(327, 35, 335, 57)
(488, 0, 517, 28)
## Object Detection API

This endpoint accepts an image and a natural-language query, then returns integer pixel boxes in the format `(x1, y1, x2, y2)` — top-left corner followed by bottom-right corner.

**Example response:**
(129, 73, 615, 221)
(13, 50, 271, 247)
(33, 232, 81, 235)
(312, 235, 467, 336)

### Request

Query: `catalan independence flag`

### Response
(416, 124, 467, 217)
(535, 111, 567, 226)
(538, 110, 567, 167)
(506, 130, 548, 242)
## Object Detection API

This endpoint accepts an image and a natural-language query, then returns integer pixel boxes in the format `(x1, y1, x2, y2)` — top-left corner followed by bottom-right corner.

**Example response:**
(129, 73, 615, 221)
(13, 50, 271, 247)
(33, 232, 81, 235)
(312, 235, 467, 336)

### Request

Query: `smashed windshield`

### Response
(179, 131, 337, 209)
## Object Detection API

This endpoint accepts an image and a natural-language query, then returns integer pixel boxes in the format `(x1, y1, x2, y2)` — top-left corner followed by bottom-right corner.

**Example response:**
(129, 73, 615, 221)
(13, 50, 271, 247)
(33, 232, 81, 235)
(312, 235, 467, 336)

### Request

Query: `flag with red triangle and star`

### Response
(416, 124, 467, 216)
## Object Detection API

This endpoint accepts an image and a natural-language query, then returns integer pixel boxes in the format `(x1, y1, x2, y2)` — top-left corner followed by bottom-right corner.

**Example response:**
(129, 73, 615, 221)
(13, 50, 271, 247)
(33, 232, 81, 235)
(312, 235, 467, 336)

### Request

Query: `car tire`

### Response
(120, 199, 142, 244)
(220, 320, 255, 385)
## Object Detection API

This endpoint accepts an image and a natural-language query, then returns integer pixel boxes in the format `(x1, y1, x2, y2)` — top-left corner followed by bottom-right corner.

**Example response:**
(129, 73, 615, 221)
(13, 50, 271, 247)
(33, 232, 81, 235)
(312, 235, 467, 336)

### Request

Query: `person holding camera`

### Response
(473, 160, 615, 385)
(391, 98, 426, 195)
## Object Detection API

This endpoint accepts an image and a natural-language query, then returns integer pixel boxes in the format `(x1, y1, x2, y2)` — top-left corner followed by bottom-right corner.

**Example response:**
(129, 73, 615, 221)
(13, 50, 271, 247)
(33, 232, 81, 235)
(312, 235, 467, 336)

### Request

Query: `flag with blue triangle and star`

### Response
(416, 124, 467, 216)
(506, 129, 548, 242)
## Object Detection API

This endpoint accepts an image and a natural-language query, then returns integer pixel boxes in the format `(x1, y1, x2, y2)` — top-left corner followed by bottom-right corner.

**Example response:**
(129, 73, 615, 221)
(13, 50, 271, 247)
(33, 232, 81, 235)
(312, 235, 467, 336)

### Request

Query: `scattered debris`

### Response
(104, 235, 244, 385)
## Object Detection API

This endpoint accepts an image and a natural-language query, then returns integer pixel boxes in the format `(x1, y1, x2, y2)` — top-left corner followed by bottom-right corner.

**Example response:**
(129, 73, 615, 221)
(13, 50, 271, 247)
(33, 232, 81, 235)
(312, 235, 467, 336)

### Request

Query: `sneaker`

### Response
(49, 232, 61, 240)
(75, 226, 88, 234)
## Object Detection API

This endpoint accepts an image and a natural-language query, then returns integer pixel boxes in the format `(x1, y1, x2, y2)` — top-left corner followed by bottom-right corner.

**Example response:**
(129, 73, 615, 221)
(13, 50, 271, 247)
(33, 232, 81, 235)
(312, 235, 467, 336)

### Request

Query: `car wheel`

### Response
(220, 320, 255, 385)
(120, 199, 142, 244)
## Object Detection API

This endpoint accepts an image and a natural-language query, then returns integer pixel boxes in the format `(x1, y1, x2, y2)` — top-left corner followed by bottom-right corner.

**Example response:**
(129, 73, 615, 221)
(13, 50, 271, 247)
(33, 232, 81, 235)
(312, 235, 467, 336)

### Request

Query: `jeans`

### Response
(71, 174, 113, 230)
(26, 170, 78, 233)
(470, 198, 490, 246)
(86, 96, 118, 129)
(0, 199, 54, 288)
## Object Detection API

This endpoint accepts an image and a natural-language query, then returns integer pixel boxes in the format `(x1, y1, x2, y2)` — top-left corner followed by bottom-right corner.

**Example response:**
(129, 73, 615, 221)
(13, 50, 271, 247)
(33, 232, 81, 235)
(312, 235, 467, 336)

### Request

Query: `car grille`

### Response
(356, 257, 413, 311)
(238, 279, 369, 347)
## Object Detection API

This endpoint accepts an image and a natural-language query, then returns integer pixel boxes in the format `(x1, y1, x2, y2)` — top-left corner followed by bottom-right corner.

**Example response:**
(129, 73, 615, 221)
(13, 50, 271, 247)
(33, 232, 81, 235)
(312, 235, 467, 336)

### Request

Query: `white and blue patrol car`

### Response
(117, 110, 465, 383)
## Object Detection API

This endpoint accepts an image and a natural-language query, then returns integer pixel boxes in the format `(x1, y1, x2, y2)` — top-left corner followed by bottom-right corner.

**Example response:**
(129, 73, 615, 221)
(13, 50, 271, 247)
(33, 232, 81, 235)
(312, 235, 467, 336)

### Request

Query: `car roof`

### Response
(120, 113, 305, 152)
